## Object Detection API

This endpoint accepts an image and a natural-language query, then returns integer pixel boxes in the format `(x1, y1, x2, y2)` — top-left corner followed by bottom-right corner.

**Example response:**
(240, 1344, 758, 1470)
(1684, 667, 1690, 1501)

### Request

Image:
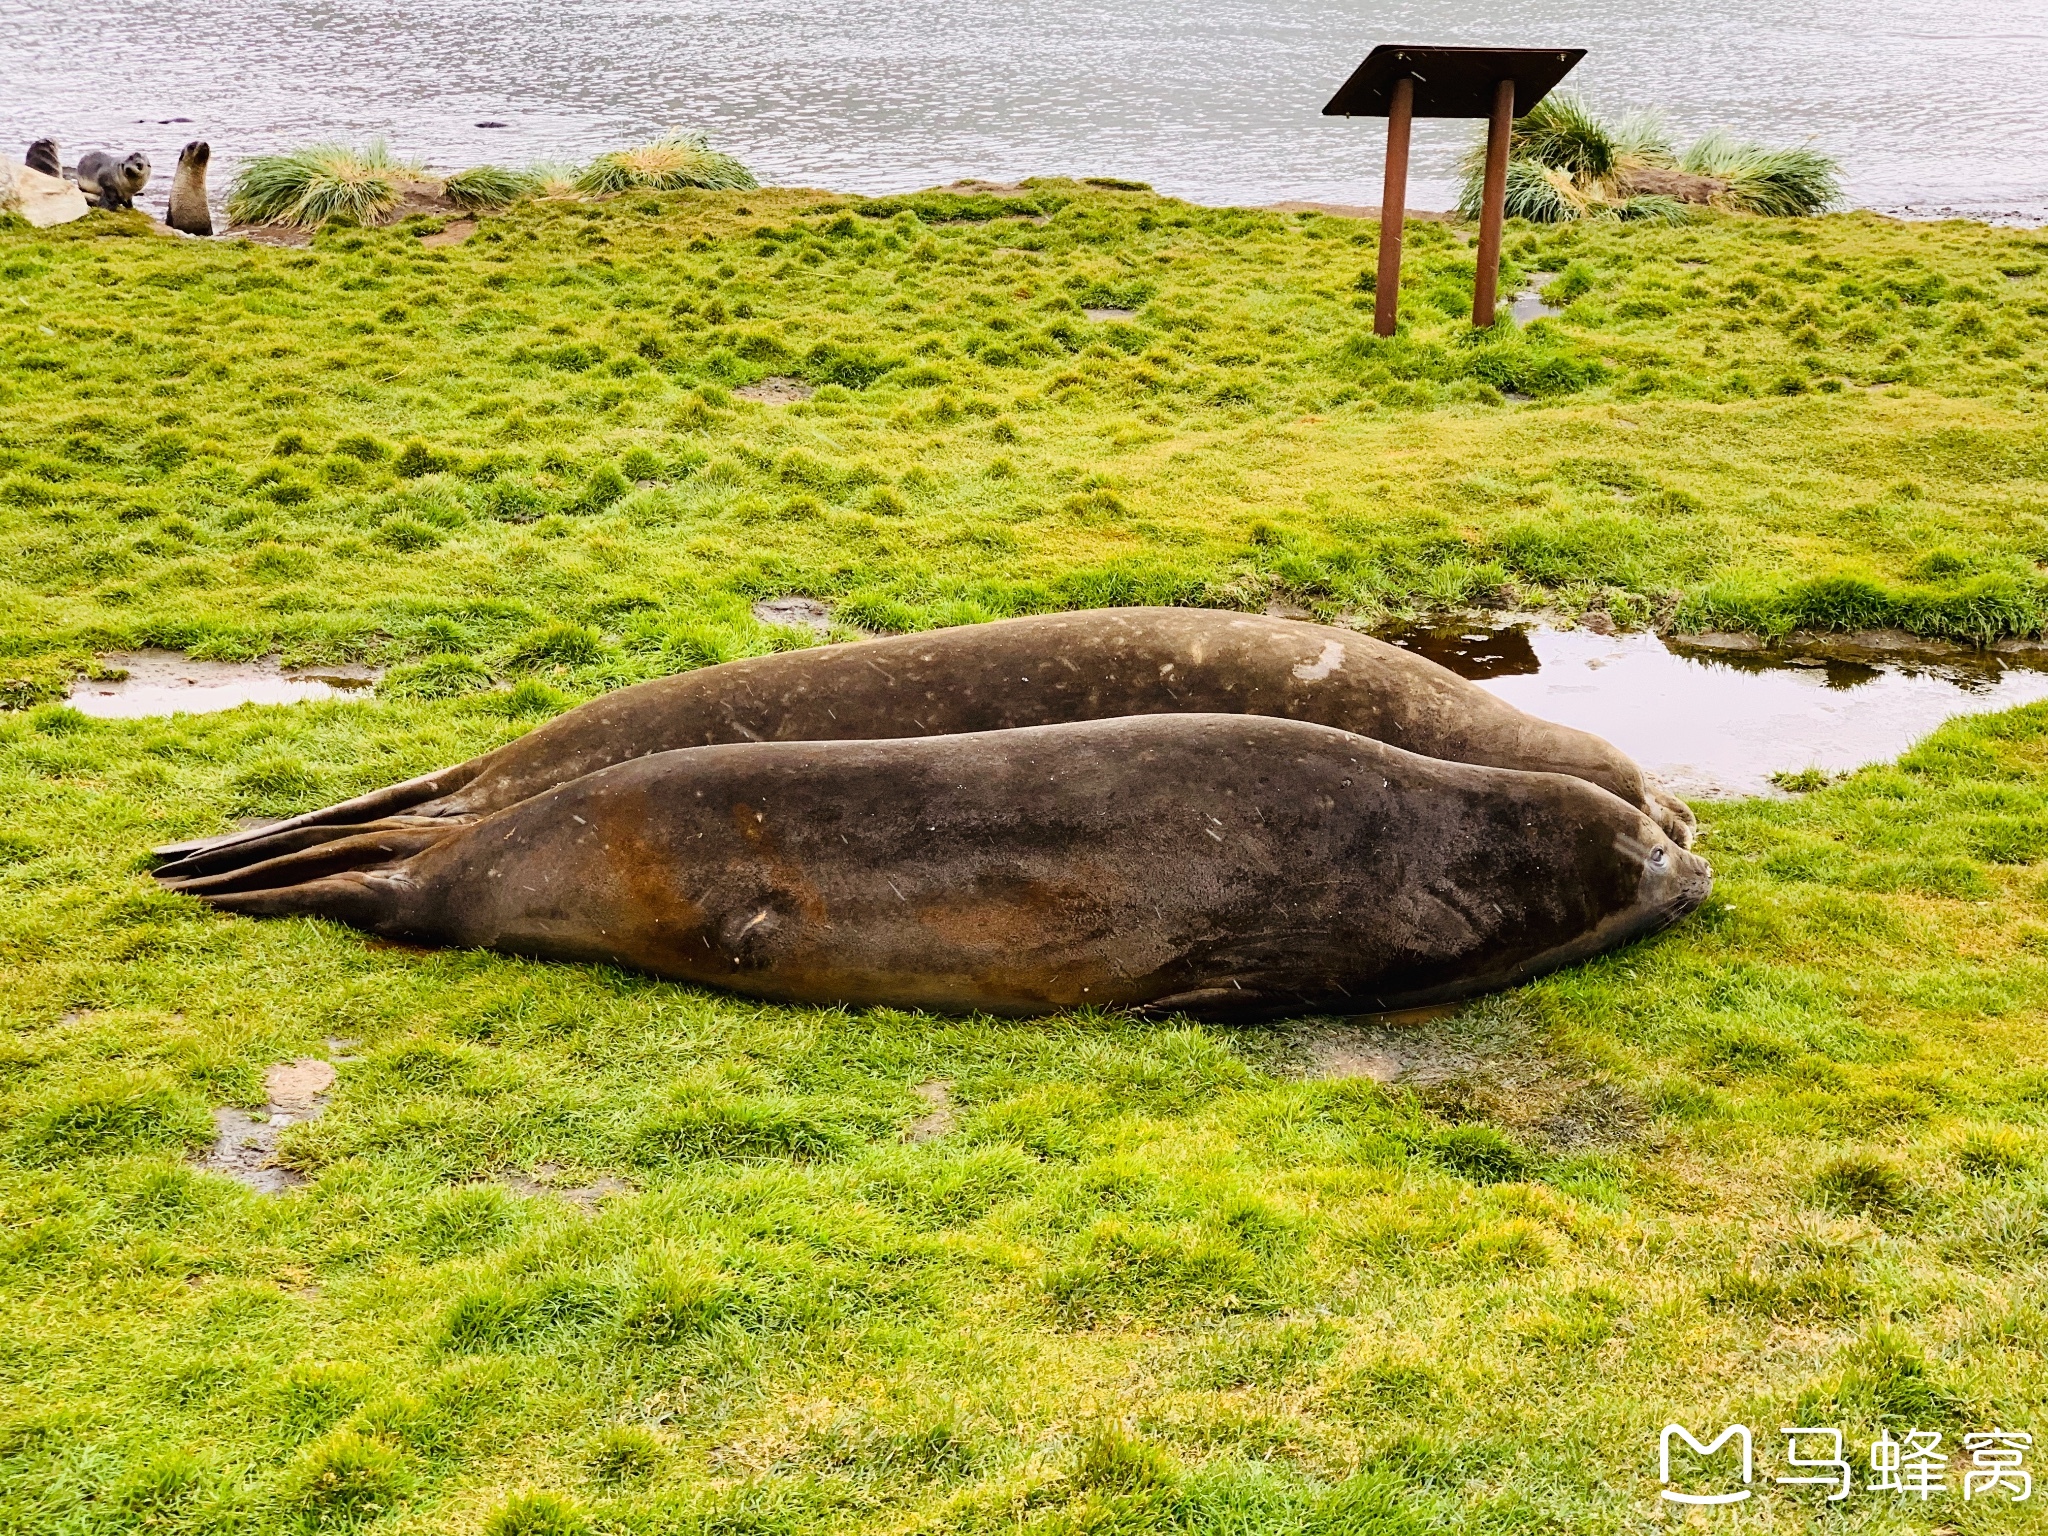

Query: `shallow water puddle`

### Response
(1384, 621, 2048, 798)
(67, 649, 379, 718)
(1510, 272, 1562, 324)
(198, 1057, 336, 1194)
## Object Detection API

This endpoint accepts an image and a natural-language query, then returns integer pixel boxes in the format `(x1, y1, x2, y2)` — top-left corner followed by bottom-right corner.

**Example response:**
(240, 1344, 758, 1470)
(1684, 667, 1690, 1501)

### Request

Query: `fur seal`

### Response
(159, 715, 1712, 1018)
(75, 149, 150, 210)
(154, 608, 1693, 879)
(165, 141, 212, 236)
(24, 139, 61, 179)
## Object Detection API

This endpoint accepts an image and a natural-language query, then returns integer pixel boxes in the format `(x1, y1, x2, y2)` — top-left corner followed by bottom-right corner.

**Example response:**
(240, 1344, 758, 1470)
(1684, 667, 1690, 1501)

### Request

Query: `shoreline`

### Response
(35, 161, 2048, 238)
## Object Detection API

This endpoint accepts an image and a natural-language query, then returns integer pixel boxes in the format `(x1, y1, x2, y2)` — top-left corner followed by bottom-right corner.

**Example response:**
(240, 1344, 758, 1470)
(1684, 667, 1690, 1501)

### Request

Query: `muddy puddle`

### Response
(1383, 620, 2048, 798)
(197, 1057, 337, 1194)
(752, 595, 834, 635)
(67, 650, 380, 719)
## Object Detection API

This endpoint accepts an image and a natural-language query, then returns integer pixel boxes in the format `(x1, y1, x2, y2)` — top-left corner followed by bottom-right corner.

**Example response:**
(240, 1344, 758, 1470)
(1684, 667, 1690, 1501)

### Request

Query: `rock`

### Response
(0, 158, 90, 227)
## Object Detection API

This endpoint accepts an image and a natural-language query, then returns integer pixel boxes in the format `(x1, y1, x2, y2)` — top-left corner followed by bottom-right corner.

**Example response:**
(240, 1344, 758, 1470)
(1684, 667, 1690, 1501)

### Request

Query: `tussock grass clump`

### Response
(522, 160, 585, 199)
(1681, 130, 1843, 218)
(225, 140, 417, 228)
(1462, 95, 1838, 222)
(444, 164, 540, 212)
(576, 132, 757, 194)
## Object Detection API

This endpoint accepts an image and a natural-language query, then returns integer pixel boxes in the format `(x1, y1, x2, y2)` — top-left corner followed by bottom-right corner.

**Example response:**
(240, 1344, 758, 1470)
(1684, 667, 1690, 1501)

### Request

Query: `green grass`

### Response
(2, 179, 2048, 1532)
(5, 682, 2048, 1533)
(2, 181, 2047, 706)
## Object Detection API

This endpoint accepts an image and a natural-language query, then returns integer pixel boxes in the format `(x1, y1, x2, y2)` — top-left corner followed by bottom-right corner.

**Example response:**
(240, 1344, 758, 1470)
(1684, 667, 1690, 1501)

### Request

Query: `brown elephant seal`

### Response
(24, 139, 61, 179)
(166, 141, 212, 236)
(75, 149, 150, 210)
(160, 715, 1711, 1018)
(154, 608, 1693, 880)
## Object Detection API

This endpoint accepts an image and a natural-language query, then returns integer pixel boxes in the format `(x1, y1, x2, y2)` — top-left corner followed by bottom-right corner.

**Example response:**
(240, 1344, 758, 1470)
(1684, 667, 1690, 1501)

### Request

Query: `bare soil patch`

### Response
(501, 1163, 634, 1209)
(903, 1080, 955, 1142)
(1272, 1001, 1652, 1153)
(419, 217, 476, 248)
(735, 376, 815, 405)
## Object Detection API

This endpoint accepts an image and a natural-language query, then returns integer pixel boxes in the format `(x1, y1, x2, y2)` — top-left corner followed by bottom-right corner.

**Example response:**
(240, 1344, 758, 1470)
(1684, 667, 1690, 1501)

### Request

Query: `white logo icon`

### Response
(1660, 1424, 1753, 1505)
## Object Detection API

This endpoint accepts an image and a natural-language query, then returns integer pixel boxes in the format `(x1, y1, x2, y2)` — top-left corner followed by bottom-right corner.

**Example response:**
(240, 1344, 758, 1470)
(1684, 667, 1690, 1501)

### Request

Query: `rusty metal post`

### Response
(1471, 76, 1515, 327)
(1373, 74, 1414, 337)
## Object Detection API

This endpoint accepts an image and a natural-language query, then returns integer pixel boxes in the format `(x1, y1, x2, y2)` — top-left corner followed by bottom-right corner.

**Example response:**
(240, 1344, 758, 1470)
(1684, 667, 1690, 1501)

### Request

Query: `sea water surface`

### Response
(4, 0, 2047, 221)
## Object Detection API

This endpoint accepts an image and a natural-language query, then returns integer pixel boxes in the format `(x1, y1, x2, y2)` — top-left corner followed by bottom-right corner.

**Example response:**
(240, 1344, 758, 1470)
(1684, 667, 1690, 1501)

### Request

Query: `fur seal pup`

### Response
(24, 139, 61, 178)
(165, 141, 212, 236)
(74, 149, 150, 210)
(154, 608, 1694, 879)
(160, 715, 1712, 1018)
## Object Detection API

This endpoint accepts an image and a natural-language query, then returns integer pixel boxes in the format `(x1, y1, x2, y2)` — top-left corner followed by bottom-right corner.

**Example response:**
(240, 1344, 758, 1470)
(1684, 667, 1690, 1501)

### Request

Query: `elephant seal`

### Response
(160, 715, 1711, 1018)
(24, 139, 61, 179)
(155, 609, 1694, 879)
(166, 141, 212, 236)
(75, 149, 150, 210)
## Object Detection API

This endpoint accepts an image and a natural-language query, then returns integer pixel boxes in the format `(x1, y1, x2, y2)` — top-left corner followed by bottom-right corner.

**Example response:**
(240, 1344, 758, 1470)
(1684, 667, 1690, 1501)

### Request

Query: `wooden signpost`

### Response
(1323, 45, 1586, 335)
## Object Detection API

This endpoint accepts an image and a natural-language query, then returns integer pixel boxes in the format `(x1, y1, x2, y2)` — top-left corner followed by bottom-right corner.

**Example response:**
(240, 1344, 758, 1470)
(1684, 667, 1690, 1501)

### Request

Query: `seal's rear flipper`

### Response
(196, 871, 410, 930)
(159, 826, 453, 899)
(153, 814, 473, 883)
(152, 763, 483, 860)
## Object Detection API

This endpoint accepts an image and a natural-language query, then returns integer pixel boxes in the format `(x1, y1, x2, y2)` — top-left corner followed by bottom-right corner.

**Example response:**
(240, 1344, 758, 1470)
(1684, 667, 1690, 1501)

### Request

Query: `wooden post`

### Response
(1471, 76, 1515, 327)
(1373, 75, 1414, 338)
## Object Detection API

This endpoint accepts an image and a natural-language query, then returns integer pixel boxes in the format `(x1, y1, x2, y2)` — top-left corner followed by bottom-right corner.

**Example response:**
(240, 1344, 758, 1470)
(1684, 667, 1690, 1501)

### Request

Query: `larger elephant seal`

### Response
(154, 607, 1692, 879)
(160, 715, 1711, 1018)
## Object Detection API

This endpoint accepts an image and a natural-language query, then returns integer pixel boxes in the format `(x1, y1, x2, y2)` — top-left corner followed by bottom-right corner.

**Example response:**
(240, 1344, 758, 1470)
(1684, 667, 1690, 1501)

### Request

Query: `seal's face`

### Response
(121, 152, 151, 191)
(1619, 823, 1714, 934)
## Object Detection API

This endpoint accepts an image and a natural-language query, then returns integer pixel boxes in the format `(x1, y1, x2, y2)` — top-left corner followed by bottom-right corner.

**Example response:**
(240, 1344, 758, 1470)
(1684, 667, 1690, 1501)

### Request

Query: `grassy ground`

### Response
(3, 183, 2048, 706)
(3, 184, 2048, 1534)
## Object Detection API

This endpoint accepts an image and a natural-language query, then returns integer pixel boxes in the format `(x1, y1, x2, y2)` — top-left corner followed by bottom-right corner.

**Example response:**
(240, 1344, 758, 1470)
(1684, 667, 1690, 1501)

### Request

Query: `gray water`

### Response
(5, 1, 2048, 222)
(1385, 624, 2048, 799)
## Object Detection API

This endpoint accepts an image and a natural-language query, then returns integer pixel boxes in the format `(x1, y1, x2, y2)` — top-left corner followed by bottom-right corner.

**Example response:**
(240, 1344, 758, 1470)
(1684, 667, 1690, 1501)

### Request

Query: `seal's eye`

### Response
(1651, 846, 1669, 868)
